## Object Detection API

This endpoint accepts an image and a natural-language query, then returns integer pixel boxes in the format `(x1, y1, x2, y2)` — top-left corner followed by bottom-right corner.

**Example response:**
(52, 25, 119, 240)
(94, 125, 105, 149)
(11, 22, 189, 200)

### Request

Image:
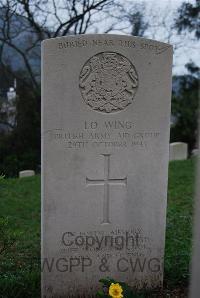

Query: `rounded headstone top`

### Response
(19, 170, 35, 178)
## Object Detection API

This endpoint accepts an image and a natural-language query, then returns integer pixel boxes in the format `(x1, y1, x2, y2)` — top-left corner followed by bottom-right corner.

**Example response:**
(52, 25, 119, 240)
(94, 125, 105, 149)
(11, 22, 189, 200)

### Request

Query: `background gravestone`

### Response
(169, 142, 188, 161)
(19, 170, 35, 178)
(42, 34, 172, 297)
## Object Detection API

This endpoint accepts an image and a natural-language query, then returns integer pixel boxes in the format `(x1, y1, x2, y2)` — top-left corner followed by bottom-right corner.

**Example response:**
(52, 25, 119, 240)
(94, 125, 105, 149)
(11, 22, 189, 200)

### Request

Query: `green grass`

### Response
(0, 176, 41, 297)
(0, 159, 196, 297)
(165, 158, 196, 286)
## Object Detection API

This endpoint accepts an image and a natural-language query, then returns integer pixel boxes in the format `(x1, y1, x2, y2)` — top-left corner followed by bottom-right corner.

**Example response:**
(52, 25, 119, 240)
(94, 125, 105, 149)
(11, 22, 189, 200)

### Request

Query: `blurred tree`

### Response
(104, 2, 148, 37)
(0, 64, 15, 129)
(0, 0, 114, 176)
(129, 10, 148, 37)
(175, 0, 200, 39)
(0, 81, 41, 176)
(172, 0, 199, 153)
(170, 63, 199, 153)
(0, 0, 114, 90)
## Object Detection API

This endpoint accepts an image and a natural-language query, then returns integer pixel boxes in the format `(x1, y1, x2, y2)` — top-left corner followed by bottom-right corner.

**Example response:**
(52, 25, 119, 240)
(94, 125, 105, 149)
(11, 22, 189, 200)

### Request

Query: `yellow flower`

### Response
(108, 283, 123, 298)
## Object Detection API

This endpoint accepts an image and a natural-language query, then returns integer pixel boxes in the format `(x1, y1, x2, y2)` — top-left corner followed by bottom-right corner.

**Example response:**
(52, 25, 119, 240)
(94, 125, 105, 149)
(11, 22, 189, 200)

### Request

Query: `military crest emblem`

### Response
(79, 52, 138, 113)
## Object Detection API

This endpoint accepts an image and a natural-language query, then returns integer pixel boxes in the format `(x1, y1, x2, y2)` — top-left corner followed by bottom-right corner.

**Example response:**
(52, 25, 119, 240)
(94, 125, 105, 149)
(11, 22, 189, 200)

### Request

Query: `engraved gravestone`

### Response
(42, 34, 172, 297)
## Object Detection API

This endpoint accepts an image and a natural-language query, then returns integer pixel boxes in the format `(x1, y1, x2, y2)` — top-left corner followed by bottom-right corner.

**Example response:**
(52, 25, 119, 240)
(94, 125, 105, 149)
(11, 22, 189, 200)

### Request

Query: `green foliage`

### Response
(0, 83, 40, 177)
(170, 74, 199, 153)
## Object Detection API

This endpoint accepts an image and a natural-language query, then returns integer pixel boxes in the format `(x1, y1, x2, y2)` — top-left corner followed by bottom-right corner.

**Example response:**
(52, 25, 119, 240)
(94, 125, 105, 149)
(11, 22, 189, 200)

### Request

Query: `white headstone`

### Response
(42, 34, 172, 297)
(19, 170, 35, 178)
(169, 142, 188, 161)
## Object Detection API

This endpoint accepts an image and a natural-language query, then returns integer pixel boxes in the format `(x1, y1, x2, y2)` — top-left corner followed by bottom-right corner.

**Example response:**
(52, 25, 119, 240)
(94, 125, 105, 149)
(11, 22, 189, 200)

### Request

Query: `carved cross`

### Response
(86, 154, 127, 224)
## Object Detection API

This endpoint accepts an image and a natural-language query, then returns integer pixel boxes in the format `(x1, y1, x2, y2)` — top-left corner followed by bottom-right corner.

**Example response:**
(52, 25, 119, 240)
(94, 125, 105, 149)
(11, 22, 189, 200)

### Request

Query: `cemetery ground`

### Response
(0, 158, 196, 297)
